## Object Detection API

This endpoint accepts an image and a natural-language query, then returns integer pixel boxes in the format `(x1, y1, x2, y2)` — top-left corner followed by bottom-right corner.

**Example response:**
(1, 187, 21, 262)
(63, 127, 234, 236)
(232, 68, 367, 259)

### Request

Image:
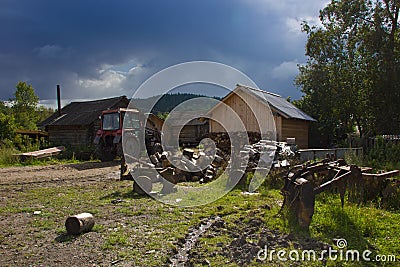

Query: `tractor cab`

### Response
(101, 108, 141, 131)
(94, 108, 141, 161)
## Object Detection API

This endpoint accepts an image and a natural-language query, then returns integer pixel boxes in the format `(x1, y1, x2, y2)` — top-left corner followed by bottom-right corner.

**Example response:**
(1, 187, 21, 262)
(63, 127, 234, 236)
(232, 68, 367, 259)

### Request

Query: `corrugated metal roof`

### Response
(237, 84, 316, 122)
(39, 96, 129, 127)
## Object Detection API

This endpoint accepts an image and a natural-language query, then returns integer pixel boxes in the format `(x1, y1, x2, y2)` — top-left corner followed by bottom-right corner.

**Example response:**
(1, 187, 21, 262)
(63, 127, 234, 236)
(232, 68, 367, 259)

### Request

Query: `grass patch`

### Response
(312, 192, 400, 257)
(0, 173, 399, 266)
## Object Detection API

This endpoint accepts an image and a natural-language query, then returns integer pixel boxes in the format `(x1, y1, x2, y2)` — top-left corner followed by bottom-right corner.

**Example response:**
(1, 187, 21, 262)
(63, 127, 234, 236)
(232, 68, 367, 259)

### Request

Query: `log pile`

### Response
(149, 145, 229, 184)
(208, 132, 262, 154)
(124, 136, 299, 194)
(144, 139, 297, 187)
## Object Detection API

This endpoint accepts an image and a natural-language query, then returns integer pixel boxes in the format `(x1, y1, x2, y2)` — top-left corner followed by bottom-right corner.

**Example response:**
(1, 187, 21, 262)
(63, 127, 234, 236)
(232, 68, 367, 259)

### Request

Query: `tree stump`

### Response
(133, 175, 152, 195)
(226, 169, 245, 189)
(65, 213, 95, 235)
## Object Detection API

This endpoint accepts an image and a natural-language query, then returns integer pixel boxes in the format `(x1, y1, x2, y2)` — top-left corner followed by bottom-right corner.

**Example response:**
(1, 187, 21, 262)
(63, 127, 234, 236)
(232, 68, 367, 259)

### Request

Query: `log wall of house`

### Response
(179, 125, 197, 143)
(48, 125, 94, 147)
(150, 117, 164, 132)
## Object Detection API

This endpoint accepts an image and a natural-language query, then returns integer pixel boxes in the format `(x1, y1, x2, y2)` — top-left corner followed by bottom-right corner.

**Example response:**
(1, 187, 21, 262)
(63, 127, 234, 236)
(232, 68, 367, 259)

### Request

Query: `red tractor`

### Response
(94, 108, 158, 162)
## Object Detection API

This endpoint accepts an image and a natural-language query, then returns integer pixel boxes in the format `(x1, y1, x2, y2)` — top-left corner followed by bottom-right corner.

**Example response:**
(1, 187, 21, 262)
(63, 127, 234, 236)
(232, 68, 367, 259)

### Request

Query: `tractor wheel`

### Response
(123, 136, 140, 159)
(95, 142, 115, 162)
(133, 176, 152, 195)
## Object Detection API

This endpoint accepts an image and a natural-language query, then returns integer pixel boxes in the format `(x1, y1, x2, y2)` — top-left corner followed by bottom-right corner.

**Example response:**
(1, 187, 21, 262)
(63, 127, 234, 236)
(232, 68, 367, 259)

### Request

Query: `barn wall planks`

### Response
(281, 118, 309, 148)
(209, 90, 275, 135)
(209, 90, 311, 148)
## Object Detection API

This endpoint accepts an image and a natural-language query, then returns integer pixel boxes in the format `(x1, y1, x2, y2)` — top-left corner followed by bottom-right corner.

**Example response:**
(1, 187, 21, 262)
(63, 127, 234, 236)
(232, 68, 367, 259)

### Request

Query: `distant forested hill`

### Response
(132, 93, 220, 114)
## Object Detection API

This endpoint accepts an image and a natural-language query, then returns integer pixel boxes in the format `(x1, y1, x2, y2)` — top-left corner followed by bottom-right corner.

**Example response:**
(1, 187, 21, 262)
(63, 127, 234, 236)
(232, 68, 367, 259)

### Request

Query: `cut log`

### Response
(149, 154, 159, 166)
(65, 213, 95, 235)
(133, 176, 152, 195)
(159, 167, 178, 184)
(182, 148, 195, 159)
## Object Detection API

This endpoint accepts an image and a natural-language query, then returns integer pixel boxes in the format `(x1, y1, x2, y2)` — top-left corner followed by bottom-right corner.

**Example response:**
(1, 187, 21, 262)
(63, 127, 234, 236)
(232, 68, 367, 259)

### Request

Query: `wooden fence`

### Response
(298, 147, 363, 162)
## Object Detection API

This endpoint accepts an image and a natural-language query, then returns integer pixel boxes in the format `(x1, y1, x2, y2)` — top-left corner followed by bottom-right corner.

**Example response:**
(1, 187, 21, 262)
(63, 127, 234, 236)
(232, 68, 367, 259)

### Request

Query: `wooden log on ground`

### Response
(133, 176, 152, 195)
(65, 213, 95, 235)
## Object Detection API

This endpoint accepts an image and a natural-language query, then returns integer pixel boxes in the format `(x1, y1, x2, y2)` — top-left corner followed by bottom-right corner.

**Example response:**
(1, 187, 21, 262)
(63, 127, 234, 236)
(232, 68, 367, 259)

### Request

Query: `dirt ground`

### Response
(0, 161, 126, 267)
(0, 162, 347, 266)
(0, 161, 120, 187)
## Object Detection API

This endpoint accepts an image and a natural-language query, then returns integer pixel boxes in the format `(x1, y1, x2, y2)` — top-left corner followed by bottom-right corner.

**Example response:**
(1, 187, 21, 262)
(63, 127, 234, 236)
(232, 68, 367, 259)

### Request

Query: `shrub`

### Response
(366, 136, 400, 170)
(0, 146, 20, 166)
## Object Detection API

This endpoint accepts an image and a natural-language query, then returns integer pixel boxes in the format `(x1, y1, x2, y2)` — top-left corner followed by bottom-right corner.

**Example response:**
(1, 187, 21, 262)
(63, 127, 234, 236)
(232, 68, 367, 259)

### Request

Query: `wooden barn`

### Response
(146, 113, 164, 132)
(39, 96, 129, 147)
(162, 111, 209, 146)
(208, 84, 316, 148)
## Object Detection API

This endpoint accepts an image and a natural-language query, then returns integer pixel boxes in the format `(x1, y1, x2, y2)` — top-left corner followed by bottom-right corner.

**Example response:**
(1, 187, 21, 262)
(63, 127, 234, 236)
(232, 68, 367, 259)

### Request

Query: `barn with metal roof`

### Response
(208, 84, 316, 148)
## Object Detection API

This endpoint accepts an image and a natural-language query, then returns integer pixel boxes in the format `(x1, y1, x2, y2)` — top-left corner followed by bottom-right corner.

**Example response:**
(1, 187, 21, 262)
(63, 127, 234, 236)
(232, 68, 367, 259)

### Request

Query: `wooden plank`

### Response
(15, 146, 65, 159)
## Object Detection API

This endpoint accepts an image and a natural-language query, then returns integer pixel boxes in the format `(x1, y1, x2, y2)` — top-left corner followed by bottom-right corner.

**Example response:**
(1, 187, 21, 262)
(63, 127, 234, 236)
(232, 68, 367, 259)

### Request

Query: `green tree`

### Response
(0, 101, 9, 114)
(0, 113, 16, 141)
(295, 0, 400, 147)
(36, 105, 54, 123)
(11, 82, 40, 130)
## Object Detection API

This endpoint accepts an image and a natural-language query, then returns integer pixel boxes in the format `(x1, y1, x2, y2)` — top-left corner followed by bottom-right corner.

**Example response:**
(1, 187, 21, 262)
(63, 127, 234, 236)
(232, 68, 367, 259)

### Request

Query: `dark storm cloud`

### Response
(0, 0, 327, 103)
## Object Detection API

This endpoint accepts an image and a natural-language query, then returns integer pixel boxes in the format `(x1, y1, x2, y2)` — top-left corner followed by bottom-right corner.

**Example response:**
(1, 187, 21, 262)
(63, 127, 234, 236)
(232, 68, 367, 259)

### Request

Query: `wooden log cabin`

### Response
(208, 84, 316, 148)
(39, 96, 129, 147)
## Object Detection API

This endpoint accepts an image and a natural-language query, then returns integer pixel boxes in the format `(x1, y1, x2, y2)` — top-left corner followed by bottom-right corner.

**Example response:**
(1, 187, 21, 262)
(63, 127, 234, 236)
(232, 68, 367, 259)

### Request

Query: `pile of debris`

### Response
(235, 139, 297, 172)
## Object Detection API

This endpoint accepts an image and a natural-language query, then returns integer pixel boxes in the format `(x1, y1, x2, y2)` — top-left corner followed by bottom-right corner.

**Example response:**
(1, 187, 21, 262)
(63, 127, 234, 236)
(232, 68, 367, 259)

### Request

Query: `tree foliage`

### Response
(0, 112, 16, 141)
(0, 82, 55, 146)
(295, 0, 400, 146)
(11, 81, 40, 130)
(36, 105, 55, 124)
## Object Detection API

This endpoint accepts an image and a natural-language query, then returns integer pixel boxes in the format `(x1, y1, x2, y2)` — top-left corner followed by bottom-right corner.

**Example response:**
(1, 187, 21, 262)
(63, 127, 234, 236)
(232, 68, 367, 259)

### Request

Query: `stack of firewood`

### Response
(148, 145, 228, 184)
(146, 137, 297, 186)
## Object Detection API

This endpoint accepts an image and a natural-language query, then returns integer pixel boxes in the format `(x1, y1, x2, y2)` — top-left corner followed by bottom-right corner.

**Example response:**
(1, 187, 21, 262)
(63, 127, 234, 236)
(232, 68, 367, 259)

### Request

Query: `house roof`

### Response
(216, 84, 316, 122)
(164, 111, 208, 127)
(39, 96, 129, 127)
